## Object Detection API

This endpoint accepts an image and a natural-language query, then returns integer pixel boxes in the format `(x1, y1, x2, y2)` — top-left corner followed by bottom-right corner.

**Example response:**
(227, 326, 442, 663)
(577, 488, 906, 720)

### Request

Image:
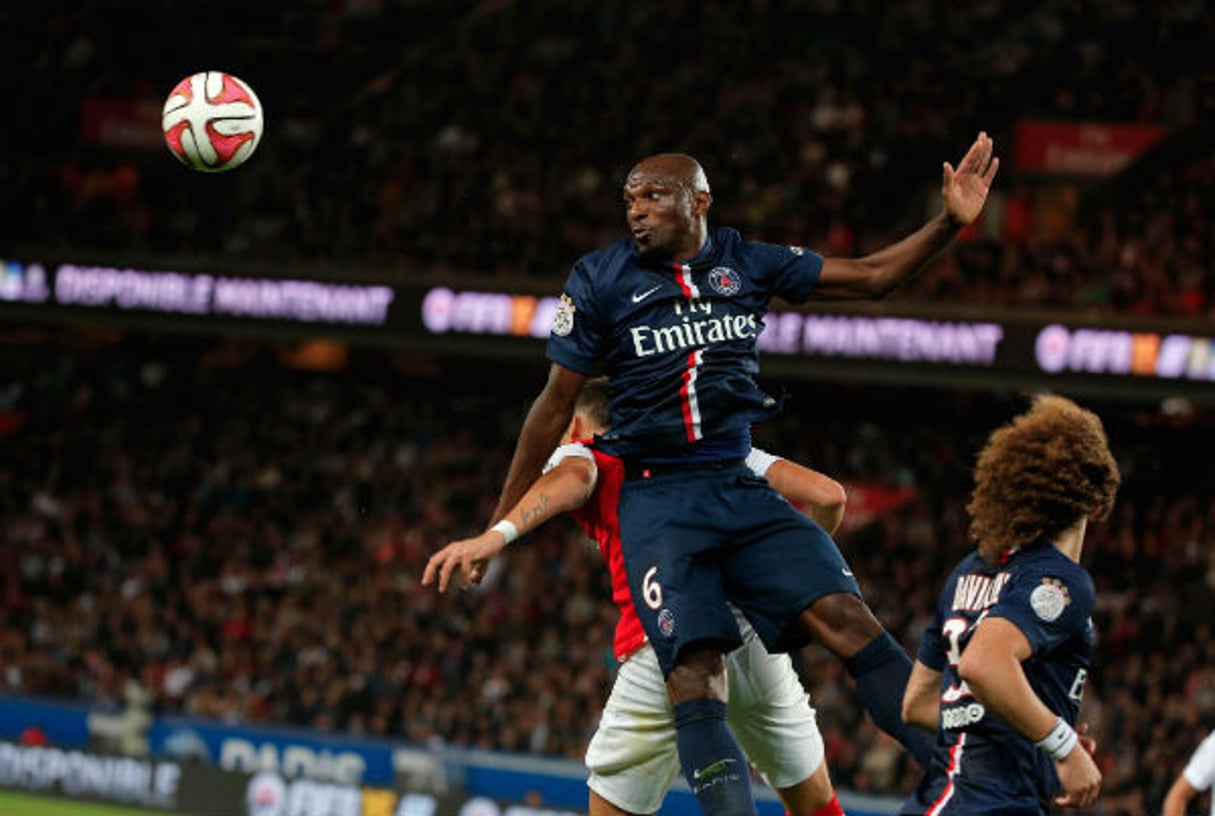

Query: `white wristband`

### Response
(1035, 717, 1078, 760)
(490, 520, 518, 545)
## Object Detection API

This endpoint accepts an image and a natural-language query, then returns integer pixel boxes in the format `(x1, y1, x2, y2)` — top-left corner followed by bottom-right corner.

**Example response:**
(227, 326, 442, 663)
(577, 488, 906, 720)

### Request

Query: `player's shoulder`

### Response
(565, 238, 645, 305)
(709, 225, 743, 249)
(543, 442, 596, 473)
(1193, 729, 1215, 759)
(1014, 542, 1092, 586)
(1003, 543, 1095, 618)
(950, 550, 997, 581)
(725, 226, 817, 262)
(576, 237, 637, 275)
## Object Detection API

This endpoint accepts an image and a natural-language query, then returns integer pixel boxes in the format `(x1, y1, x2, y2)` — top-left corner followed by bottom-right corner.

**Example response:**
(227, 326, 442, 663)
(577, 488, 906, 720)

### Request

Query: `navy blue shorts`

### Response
(898, 732, 1054, 815)
(617, 463, 861, 676)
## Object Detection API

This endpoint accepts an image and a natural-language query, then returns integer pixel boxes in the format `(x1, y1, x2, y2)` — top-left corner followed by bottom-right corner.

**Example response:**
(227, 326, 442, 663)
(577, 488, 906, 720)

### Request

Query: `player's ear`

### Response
(692, 190, 712, 217)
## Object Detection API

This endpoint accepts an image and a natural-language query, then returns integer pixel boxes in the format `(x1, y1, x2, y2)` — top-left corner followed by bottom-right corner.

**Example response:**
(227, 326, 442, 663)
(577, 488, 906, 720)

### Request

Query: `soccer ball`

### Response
(162, 71, 264, 172)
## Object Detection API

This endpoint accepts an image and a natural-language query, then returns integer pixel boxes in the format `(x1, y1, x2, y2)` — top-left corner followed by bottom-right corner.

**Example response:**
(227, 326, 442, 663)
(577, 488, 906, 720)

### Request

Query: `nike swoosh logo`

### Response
(692, 759, 736, 779)
(632, 285, 662, 303)
(842, 568, 854, 577)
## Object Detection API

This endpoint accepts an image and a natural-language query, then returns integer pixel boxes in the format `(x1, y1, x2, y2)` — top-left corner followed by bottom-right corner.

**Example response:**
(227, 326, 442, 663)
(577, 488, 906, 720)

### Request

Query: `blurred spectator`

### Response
(4, 2, 1213, 315)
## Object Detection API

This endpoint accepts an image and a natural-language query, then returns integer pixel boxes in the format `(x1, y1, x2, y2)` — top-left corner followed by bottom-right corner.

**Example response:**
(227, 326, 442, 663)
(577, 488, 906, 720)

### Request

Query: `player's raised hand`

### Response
(942, 132, 999, 227)
(1054, 742, 1102, 809)
(422, 532, 507, 592)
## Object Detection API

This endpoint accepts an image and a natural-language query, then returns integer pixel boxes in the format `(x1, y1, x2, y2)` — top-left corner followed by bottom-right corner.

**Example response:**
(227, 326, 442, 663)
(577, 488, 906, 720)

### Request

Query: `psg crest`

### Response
(708, 266, 741, 296)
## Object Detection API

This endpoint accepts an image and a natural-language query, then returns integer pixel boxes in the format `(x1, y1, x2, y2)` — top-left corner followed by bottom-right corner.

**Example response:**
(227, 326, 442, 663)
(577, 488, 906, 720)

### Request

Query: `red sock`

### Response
(809, 794, 845, 816)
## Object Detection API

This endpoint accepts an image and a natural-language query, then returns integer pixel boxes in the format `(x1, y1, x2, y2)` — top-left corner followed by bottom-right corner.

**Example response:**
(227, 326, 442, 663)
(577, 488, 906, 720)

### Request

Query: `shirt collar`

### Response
(632, 229, 717, 269)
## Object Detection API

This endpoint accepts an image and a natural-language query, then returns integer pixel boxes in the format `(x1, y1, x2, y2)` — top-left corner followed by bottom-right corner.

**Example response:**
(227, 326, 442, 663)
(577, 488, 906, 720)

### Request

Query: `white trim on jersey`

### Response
(675, 263, 701, 299)
(679, 349, 705, 442)
(927, 732, 966, 816)
(543, 442, 598, 479)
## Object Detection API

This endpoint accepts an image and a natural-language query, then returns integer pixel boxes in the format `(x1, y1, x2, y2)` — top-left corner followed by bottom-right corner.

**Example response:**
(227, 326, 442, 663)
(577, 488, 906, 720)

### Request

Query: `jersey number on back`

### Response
(941, 616, 976, 704)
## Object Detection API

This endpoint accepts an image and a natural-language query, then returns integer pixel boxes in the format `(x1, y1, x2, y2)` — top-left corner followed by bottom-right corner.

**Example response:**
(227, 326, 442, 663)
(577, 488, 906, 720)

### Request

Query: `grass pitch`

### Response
(0, 790, 179, 815)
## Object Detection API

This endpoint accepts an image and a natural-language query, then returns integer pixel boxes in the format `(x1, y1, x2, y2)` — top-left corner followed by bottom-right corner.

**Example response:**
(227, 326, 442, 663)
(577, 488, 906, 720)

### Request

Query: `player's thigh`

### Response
(618, 477, 741, 675)
(722, 485, 861, 652)
(724, 621, 824, 790)
(586, 646, 680, 816)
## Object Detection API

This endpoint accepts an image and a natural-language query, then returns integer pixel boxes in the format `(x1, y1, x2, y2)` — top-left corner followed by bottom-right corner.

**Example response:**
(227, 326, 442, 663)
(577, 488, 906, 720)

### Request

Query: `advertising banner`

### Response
(148, 718, 443, 786)
(1013, 120, 1167, 174)
(0, 698, 904, 816)
(0, 695, 91, 749)
(79, 98, 165, 149)
(0, 741, 182, 810)
(5, 259, 1215, 400)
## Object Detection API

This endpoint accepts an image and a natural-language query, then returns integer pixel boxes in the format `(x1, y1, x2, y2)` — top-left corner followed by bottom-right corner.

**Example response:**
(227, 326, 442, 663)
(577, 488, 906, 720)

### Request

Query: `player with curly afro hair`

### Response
(900, 394, 1121, 815)
(968, 394, 1120, 566)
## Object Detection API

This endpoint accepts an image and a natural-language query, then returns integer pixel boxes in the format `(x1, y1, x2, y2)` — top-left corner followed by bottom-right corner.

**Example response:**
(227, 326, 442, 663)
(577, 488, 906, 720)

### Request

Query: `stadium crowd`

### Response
(5, 1, 1214, 315)
(2, 340, 1214, 815)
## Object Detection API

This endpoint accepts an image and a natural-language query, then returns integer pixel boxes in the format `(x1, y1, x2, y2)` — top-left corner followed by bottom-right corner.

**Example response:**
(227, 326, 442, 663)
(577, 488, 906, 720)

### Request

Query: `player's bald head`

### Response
(627, 154, 711, 195)
(622, 153, 712, 261)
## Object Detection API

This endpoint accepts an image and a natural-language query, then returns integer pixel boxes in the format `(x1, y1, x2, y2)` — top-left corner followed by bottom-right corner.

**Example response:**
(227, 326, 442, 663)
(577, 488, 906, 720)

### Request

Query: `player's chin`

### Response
(633, 237, 663, 258)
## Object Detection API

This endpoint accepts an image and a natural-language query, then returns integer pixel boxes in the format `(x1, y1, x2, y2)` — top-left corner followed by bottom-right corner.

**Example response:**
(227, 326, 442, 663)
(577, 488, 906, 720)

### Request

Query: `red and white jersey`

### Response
(544, 442, 779, 662)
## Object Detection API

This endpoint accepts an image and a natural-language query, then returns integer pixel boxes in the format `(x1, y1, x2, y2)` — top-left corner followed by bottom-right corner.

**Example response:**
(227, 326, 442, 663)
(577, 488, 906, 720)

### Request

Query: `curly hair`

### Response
(968, 394, 1120, 564)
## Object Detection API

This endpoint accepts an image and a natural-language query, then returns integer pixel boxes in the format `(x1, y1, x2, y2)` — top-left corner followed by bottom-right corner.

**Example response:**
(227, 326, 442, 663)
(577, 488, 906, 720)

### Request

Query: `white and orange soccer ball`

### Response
(162, 71, 264, 172)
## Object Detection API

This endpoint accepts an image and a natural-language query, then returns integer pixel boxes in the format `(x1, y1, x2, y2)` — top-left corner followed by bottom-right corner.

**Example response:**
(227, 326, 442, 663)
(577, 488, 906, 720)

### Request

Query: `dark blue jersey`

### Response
(902, 541, 1095, 815)
(546, 226, 823, 461)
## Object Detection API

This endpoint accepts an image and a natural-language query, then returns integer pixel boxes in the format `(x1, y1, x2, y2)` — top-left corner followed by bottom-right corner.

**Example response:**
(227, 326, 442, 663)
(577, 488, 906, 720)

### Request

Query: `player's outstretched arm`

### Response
(764, 458, 847, 535)
(959, 617, 1101, 809)
(901, 659, 942, 733)
(492, 363, 587, 522)
(812, 132, 999, 301)
(423, 453, 597, 592)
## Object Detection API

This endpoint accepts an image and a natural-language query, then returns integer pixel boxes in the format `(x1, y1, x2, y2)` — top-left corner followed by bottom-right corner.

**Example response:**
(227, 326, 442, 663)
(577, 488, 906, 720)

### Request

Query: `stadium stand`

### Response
(4, 2, 1213, 312)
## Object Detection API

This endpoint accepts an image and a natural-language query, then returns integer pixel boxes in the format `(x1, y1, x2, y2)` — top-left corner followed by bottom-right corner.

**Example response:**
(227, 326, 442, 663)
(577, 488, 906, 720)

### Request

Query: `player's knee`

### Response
(667, 645, 728, 703)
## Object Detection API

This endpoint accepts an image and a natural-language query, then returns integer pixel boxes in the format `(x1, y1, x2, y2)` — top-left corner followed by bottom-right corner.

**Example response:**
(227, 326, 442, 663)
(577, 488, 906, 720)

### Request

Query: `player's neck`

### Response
(672, 225, 709, 263)
(1053, 517, 1088, 563)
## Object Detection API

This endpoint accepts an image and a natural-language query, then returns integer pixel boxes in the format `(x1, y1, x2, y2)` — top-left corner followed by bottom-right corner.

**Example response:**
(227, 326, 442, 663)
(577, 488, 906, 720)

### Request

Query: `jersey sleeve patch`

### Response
(551, 293, 576, 337)
(1029, 577, 1070, 622)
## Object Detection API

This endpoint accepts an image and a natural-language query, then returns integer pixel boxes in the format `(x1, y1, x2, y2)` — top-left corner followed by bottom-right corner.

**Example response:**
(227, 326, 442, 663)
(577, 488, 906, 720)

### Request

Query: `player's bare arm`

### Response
(960, 616, 1101, 809)
(492, 363, 587, 522)
(424, 453, 597, 592)
(901, 659, 942, 733)
(1162, 775, 1200, 816)
(812, 132, 999, 300)
(763, 459, 847, 535)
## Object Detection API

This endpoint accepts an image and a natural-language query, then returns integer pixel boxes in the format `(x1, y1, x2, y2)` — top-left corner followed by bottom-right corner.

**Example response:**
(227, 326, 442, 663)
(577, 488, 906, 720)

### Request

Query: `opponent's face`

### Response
(623, 168, 707, 260)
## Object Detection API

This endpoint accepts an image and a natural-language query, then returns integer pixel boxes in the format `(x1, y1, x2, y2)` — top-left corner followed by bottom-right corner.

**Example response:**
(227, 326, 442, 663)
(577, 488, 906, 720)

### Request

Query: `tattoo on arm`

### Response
(519, 493, 551, 529)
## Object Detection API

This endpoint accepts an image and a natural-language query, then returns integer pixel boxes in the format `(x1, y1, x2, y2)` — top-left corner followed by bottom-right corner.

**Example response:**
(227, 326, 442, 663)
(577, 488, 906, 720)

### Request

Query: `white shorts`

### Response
(586, 613, 824, 815)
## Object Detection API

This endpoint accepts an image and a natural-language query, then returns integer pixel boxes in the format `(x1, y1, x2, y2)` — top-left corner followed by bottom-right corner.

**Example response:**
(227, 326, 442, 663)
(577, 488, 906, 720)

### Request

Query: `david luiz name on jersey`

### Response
(952, 572, 1011, 612)
(628, 298, 760, 358)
